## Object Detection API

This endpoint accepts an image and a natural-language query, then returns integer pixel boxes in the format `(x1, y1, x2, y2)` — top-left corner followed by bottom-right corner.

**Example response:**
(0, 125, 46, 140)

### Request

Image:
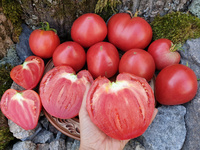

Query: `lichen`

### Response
(151, 11, 200, 44)
(2, 0, 23, 42)
(95, 0, 121, 21)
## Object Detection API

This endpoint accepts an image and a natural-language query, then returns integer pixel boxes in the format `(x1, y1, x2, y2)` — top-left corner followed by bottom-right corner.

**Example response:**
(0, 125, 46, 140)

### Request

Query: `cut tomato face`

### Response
(10, 56, 44, 90)
(0, 89, 42, 130)
(39, 65, 93, 119)
(86, 73, 155, 140)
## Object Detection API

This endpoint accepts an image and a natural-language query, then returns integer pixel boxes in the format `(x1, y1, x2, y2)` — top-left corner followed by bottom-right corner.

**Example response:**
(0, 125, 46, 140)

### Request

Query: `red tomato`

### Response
(10, 56, 44, 90)
(71, 13, 107, 48)
(29, 29, 60, 58)
(107, 13, 152, 51)
(86, 73, 155, 140)
(119, 49, 155, 81)
(155, 64, 198, 105)
(86, 42, 120, 78)
(0, 89, 41, 130)
(53, 41, 86, 72)
(148, 39, 181, 70)
(39, 66, 93, 119)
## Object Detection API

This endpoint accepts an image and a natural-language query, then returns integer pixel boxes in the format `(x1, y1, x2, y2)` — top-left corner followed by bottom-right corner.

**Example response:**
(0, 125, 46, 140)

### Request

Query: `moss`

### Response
(2, 0, 23, 42)
(151, 11, 200, 44)
(0, 63, 13, 97)
(95, 0, 121, 21)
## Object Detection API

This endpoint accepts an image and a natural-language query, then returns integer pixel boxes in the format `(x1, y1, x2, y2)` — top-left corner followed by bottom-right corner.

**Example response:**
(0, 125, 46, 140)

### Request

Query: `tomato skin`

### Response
(155, 64, 198, 105)
(148, 39, 181, 70)
(53, 41, 86, 72)
(119, 49, 155, 81)
(10, 56, 44, 90)
(86, 73, 155, 140)
(71, 13, 107, 48)
(29, 30, 60, 58)
(39, 66, 93, 119)
(86, 42, 120, 78)
(0, 89, 41, 130)
(107, 13, 152, 51)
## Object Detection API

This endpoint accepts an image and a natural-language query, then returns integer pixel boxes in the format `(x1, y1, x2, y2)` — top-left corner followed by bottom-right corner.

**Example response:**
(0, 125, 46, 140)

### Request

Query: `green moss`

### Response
(95, 0, 121, 21)
(0, 64, 13, 97)
(0, 126, 15, 150)
(2, 0, 23, 42)
(151, 11, 200, 44)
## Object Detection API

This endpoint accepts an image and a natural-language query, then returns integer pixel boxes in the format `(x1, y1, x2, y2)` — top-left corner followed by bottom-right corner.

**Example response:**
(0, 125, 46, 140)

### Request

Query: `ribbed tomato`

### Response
(39, 66, 93, 119)
(10, 56, 44, 90)
(0, 89, 41, 130)
(86, 73, 155, 140)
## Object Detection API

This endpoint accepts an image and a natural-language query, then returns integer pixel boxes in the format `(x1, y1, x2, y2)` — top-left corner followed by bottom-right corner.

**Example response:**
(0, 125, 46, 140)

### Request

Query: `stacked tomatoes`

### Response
(0, 13, 198, 140)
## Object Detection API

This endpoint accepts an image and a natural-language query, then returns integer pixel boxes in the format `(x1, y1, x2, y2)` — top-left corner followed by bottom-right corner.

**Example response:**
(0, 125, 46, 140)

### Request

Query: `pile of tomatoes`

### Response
(0, 12, 198, 140)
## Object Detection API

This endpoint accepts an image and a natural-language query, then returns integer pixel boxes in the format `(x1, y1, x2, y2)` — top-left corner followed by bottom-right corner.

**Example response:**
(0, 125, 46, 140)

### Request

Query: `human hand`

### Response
(79, 83, 158, 150)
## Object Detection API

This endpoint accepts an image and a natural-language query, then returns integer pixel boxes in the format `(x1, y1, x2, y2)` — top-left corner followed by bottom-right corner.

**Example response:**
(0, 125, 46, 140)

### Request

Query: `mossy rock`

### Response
(151, 11, 200, 44)
(1, 0, 23, 42)
(0, 64, 14, 150)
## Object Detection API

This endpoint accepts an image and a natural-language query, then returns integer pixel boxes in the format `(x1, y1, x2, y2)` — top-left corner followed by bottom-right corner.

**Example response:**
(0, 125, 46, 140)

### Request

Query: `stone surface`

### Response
(124, 140, 145, 150)
(12, 141, 36, 150)
(0, 11, 14, 59)
(137, 105, 186, 150)
(16, 24, 34, 61)
(36, 143, 49, 150)
(189, 0, 200, 18)
(179, 38, 200, 150)
(8, 120, 42, 140)
(32, 129, 54, 144)
(49, 139, 66, 150)
(0, 46, 22, 66)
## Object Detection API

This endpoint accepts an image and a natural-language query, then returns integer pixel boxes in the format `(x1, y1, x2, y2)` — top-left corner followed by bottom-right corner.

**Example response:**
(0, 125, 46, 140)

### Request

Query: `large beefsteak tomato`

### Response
(107, 13, 152, 51)
(39, 66, 93, 119)
(119, 49, 155, 81)
(87, 42, 120, 79)
(10, 56, 44, 90)
(148, 38, 181, 70)
(0, 89, 41, 130)
(86, 73, 155, 140)
(155, 64, 198, 105)
(53, 41, 86, 72)
(71, 13, 107, 48)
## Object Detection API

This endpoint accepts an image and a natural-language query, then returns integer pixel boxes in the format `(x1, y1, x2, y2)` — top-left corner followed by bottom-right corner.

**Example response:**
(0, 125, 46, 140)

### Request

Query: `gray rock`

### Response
(8, 119, 42, 140)
(32, 129, 54, 144)
(189, 0, 200, 18)
(179, 38, 200, 149)
(137, 105, 186, 150)
(16, 24, 34, 61)
(36, 143, 49, 150)
(71, 140, 80, 150)
(0, 46, 22, 66)
(49, 139, 66, 150)
(40, 116, 50, 130)
(12, 141, 36, 150)
(124, 140, 145, 150)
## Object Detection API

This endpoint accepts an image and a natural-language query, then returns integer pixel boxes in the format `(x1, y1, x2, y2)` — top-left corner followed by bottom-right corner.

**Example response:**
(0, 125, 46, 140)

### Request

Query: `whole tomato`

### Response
(29, 22, 60, 58)
(119, 49, 155, 81)
(107, 12, 152, 51)
(10, 56, 44, 89)
(155, 64, 198, 105)
(86, 73, 155, 140)
(148, 38, 181, 70)
(39, 66, 93, 119)
(87, 42, 120, 78)
(0, 89, 41, 130)
(53, 41, 86, 72)
(71, 13, 107, 48)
